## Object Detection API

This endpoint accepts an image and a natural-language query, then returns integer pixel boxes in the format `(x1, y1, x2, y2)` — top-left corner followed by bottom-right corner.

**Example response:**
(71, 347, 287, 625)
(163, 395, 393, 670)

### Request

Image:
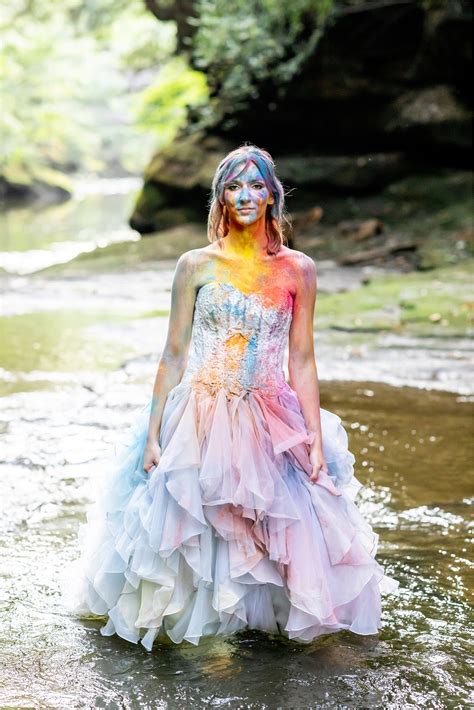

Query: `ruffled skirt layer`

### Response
(67, 382, 398, 651)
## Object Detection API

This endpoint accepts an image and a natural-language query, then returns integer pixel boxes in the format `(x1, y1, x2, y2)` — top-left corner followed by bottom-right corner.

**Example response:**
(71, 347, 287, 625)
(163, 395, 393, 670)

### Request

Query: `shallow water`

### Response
(0, 378, 472, 708)
(0, 176, 141, 274)
(1, 182, 472, 708)
(2, 265, 473, 400)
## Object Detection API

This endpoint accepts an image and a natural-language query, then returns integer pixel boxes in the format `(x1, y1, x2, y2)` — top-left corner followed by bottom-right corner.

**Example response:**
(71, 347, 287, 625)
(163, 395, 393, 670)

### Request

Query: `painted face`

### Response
(222, 162, 274, 226)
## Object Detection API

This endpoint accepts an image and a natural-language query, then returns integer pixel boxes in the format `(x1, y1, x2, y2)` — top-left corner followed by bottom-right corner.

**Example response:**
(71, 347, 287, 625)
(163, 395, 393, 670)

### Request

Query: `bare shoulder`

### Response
(180, 245, 219, 266)
(279, 247, 316, 292)
(174, 247, 211, 284)
(283, 247, 315, 271)
(176, 247, 208, 267)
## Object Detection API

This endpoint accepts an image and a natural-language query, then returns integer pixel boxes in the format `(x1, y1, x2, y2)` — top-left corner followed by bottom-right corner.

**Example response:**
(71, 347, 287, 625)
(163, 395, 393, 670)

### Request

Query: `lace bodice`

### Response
(180, 281, 294, 397)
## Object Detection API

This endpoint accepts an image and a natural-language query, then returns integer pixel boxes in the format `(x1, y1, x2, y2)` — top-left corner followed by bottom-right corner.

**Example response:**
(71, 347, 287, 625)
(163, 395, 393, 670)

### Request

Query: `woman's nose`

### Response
(238, 186, 251, 203)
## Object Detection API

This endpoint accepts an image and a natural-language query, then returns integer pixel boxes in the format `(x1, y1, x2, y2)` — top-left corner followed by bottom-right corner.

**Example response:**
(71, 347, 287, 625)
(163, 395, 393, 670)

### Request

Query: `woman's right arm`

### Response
(143, 250, 199, 472)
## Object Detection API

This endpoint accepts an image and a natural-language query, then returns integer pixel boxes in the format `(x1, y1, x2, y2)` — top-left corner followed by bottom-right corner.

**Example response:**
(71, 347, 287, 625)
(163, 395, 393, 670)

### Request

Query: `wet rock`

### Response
(0, 170, 71, 205)
(133, 2, 471, 234)
(277, 153, 412, 192)
(211, 1, 471, 155)
(130, 133, 233, 232)
(144, 133, 230, 190)
(117, 0, 474, 277)
(383, 85, 472, 151)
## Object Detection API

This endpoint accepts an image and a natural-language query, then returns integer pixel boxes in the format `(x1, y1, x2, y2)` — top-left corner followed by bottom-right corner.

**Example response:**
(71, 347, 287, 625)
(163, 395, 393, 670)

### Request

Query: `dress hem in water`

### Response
(63, 382, 399, 652)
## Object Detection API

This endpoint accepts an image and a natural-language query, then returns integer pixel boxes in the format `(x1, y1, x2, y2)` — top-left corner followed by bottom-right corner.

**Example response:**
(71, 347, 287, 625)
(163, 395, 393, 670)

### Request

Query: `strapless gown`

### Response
(67, 281, 399, 651)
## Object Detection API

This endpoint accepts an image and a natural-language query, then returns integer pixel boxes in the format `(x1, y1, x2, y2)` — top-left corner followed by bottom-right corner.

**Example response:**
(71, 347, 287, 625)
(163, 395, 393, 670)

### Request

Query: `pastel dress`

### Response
(68, 281, 399, 651)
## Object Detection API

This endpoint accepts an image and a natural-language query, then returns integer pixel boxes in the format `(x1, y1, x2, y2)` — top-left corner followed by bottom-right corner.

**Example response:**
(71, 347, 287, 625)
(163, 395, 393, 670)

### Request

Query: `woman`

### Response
(68, 144, 398, 651)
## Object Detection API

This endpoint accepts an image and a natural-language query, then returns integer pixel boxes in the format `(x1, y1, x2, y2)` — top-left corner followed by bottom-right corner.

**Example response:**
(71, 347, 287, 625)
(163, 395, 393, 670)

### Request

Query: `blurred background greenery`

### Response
(0, 0, 335, 187)
(1, 0, 196, 184)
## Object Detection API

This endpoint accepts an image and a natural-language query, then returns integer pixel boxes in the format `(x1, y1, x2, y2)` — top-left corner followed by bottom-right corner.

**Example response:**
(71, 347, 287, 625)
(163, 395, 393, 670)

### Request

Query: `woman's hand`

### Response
(308, 445, 329, 484)
(143, 440, 162, 474)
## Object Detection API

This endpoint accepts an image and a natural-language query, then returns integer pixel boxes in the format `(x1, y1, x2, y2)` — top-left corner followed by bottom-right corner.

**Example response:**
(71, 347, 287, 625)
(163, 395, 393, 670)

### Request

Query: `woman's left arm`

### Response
(287, 253, 328, 483)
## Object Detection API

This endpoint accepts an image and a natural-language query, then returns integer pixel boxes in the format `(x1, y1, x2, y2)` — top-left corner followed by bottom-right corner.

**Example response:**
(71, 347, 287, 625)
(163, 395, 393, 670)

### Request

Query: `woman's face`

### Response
(222, 161, 274, 227)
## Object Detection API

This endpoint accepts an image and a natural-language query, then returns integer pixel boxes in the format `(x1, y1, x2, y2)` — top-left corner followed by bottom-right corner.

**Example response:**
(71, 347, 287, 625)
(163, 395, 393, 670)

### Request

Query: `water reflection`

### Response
(0, 177, 141, 274)
(0, 179, 472, 707)
(0, 380, 472, 708)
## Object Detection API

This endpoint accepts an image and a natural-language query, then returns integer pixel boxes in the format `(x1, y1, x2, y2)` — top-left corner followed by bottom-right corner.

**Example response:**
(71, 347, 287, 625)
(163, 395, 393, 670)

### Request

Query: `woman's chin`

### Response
(232, 213, 260, 226)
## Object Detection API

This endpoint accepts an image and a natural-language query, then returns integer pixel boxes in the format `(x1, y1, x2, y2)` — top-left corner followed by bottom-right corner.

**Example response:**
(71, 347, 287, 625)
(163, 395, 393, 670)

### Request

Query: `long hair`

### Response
(207, 143, 291, 255)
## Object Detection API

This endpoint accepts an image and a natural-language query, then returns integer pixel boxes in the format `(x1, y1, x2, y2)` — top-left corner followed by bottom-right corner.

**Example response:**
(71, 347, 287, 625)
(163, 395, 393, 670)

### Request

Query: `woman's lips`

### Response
(238, 207, 254, 213)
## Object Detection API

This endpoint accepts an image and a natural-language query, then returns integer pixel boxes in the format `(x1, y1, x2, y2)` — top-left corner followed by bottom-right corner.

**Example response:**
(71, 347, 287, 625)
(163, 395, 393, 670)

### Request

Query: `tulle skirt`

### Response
(64, 382, 399, 651)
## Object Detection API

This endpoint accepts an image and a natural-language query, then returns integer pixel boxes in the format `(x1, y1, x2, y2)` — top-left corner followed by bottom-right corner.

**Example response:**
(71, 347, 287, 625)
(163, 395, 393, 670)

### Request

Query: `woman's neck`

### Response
(223, 220, 269, 259)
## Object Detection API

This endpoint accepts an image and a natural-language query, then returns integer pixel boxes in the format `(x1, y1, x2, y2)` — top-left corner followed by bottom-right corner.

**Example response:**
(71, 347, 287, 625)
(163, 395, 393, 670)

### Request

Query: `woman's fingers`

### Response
(143, 443, 162, 474)
(309, 464, 328, 484)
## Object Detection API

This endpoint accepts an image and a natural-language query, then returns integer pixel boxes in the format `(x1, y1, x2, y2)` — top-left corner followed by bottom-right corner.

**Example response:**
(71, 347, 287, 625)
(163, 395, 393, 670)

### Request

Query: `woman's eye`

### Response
(226, 183, 264, 191)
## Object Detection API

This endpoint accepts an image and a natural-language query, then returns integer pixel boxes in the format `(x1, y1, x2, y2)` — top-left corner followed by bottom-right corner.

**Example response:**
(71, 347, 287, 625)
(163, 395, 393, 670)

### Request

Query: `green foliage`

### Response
(1, 0, 338, 183)
(0, 0, 177, 181)
(133, 57, 208, 148)
(189, 0, 334, 129)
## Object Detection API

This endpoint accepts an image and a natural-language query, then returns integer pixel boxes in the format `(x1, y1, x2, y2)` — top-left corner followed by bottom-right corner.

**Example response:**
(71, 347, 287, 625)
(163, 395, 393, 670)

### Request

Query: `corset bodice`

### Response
(180, 281, 294, 396)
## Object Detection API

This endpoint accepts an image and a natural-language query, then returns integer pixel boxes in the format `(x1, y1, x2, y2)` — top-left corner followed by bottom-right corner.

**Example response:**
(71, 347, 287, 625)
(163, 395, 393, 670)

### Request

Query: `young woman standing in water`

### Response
(70, 144, 398, 651)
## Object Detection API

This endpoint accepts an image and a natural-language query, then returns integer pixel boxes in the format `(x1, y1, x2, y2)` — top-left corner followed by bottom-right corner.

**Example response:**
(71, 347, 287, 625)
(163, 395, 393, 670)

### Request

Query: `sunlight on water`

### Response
(0, 181, 472, 708)
(0, 177, 141, 274)
(0, 376, 472, 708)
